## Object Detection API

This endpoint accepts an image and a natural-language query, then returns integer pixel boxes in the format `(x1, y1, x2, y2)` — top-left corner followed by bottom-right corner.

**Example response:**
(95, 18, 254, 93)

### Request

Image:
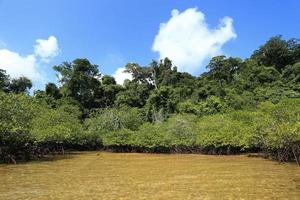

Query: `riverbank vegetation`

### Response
(0, 35, 299, 164)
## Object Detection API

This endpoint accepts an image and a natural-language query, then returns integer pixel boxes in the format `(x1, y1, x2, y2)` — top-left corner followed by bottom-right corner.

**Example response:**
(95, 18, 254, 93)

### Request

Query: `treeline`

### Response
(0, 35, 299, 164)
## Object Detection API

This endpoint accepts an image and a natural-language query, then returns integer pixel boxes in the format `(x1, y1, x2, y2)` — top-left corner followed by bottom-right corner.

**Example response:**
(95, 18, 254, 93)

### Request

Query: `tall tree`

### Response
(45, 83, 61, 99)
(0, 69, 10, 92)
(124, 63, 153, 86)
(102, 75, 116, 85)
(100, 75, 123, 107)
(207, 55, 242, 83)
(53, 58, 102, 109)
(8, 77, 32, 93)
(115, 81, 150, 108)
(251, 35, 295, 72)
(151, 58, 179, 88)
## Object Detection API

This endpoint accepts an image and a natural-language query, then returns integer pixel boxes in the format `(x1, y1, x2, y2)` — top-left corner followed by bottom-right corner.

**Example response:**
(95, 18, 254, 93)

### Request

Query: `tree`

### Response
(251, 36, 293, 72)
(207, 55, 242, 83)
(124, 63, 153, 86)
(282, 62, 300, 83)
(145, 86, 176, 121)
(151, 58, 179, 88)
(102, 75, 116, 85)
(115, 81, 150, 107)
(256, 67, 281, 83)
(99, 84, 123, 107)
(8, 77, 32, 93)
(53, 58, 102, 109)
(0, 69, 10, 92)
(45, 83, 61, 99)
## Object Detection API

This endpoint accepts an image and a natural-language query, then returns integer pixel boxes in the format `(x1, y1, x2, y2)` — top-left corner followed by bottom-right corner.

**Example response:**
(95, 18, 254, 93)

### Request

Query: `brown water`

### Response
(0, 152, 299, 200)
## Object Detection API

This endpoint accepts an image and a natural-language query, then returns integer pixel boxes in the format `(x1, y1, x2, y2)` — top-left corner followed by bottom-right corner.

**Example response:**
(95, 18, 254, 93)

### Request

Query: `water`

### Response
(0, 152, 299, 200)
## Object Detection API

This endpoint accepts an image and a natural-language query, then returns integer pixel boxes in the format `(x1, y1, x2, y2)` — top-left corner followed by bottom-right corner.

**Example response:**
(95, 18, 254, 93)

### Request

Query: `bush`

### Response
(195, 114, 252, 151)
(135, 123, 168, 148)
(0, 92, 35, 162)
(164, 115, 197, 147)
(83, 107, 145, 147)
(254, 98, 300, 161)
(31, 103, 82, 149)
(84, 98, 299, 158)
(102, 129, 136, 147)
(133, 115, 198, 149)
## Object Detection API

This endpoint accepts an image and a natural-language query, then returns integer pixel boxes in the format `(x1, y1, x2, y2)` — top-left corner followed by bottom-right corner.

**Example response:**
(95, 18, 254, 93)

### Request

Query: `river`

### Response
(0, 152, 299, 199)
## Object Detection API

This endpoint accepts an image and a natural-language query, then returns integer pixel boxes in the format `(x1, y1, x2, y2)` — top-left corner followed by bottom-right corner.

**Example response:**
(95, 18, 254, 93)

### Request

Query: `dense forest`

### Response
(0, 35, 299, 164)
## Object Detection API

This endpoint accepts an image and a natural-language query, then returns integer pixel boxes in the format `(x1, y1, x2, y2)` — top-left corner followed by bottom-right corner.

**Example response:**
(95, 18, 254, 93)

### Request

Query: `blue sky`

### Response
(0, 0, 299, 88)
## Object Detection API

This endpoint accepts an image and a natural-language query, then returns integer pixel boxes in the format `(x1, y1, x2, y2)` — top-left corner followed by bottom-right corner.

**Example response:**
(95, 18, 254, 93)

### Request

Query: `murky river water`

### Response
(0, 152, 299, 200)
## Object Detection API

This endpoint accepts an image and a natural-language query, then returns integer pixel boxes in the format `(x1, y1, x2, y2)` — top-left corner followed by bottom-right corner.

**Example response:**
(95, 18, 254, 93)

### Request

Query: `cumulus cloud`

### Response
(0, 49, 41, 80)
(0, 36, 59, 84)
(34, 36, 59, 62)
(113, 67, 132, 85)
(152, 8, 237, 74)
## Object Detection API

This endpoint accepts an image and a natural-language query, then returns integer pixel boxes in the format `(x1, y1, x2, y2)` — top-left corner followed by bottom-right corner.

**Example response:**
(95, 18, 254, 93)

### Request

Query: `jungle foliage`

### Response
(0, 35, 299, 163)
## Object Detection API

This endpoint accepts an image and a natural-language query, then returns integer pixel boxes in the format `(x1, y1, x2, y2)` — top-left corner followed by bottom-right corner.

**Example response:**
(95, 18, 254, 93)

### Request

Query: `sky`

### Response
(0, 0, 299, 88)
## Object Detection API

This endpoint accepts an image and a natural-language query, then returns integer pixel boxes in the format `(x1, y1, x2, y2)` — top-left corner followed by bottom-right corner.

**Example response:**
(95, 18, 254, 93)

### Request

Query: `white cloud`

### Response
(34, 36, 59, 62)
(113, 67, 132, 85)
(152, 8, 237, 74)
(0, 49, 42, 81)
(0, 36, 59, 86)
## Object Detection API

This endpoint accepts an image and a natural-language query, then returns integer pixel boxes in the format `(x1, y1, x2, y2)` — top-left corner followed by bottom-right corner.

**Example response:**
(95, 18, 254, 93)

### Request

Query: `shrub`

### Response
(31, 104, 82, 148)
(135, 123, 168, 148)
(0, 92, 35, 162)
(102, 129, 136, 147)
(83, 107, 145, 147)
(164, 115, 197, 147)
(195, 114, 252, 151)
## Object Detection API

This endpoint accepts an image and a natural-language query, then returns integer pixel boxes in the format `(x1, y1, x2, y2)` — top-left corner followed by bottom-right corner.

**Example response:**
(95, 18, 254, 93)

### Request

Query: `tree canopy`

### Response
(0, 35, 300, 164)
